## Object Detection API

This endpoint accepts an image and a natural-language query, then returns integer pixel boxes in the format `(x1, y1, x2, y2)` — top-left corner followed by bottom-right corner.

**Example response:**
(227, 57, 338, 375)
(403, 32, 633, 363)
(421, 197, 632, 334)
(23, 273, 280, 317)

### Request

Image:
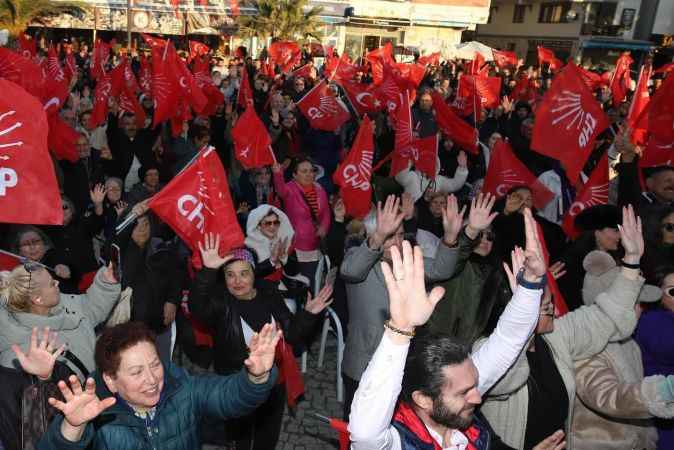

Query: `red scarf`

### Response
(393, 402, 480, 450)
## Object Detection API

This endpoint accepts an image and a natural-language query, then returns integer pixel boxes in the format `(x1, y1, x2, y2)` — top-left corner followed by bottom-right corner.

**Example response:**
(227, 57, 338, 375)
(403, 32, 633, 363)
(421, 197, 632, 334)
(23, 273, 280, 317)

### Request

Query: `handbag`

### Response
(106, 286, 133, 327)
(21, 377, 61, 450)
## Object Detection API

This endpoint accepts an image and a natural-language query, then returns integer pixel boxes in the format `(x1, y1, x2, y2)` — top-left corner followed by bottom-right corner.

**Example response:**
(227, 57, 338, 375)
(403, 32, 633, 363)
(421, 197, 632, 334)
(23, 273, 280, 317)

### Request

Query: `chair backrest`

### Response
(314, 253, 331, 297)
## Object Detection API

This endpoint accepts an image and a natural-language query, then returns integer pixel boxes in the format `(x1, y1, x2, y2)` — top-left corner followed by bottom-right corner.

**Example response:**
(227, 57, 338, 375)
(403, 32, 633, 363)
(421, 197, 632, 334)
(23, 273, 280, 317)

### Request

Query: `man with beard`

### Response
(349, 209, 566, 450)
(340, 193, 495, 421)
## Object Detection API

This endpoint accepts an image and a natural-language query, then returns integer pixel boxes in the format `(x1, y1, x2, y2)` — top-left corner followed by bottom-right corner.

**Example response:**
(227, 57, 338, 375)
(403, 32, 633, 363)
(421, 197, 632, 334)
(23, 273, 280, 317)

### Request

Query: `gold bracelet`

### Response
(384, 320, 415, 337)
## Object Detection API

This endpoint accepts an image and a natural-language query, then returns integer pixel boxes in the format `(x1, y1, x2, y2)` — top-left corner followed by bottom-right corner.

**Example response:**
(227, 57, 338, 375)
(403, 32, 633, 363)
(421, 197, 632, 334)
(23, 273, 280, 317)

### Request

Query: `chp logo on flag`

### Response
(566, 182, 609, 217)
(0, 111, 21, 195)
(177, 168, 213, 232)
(550, 90, 599, 148)
(494, 169, 526, 196)
(340, 149, 373, 191)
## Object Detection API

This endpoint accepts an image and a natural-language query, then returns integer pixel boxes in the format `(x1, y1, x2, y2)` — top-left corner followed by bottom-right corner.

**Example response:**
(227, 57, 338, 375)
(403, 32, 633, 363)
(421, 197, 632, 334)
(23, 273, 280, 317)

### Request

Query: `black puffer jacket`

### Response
(188, 268, 319, 376)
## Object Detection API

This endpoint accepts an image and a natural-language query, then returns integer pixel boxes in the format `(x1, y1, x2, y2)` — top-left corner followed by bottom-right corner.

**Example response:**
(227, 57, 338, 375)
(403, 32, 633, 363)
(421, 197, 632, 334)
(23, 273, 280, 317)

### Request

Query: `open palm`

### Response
(198, 233, 233, 269)
(49, 376, 116, 427)
(245, 323, 282, 377)
(12, 326, 65, 380)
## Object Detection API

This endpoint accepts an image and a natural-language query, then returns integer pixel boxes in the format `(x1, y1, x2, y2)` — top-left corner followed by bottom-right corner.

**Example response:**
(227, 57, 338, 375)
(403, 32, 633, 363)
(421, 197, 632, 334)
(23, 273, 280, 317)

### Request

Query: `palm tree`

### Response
(0, 0, 86, 38)
(237, 0, 324, 42)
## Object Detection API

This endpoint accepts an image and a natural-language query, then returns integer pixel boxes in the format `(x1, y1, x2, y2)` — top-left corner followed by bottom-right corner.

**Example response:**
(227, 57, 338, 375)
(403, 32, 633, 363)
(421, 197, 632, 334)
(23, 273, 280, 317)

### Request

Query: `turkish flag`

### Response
(626, 64, 652, 145)
(531, 63, 609, 184)
(269, 41, 301, 73)
(418, 52, 441, 67)
(47, 45, 66, 84)
(48, 115, 79, 162)
(91, 39, 111, 81)
(237, 65, 254, 110)
(647, 68, 674, 145)
(537, 46, 562, 71)
(431, 92, 478, 155)
(492, 50, 517, 69)
(333, 116, 375, 219)
(339, 81, 381, 115)
(89, 71, 113, 128)
(142, 33, 167, 49)
(609, 52, 633, 107)
(18, 34, 36, 60)
(482, 139, 555, 210)
(0, 48, 46, 98)
(149, 146, 244, 269)
(171, 53, 208, 114)
(561, 151, 609, 238)
(0, 79, 63, 225)
(138, 55, 153, 97)
(366, 42, 394, 85)
(231, 105, 275, 170)
(296, 79, 351, 131)
(510, 73, 537, 103)
(373, 63, 403, 116)
(188, 40, 209, 62)
(151, 43, 181, 126)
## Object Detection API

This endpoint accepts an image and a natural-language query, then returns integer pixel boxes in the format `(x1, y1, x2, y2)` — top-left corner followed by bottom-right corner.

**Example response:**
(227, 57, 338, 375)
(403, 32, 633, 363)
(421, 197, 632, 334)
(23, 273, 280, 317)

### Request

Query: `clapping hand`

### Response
(619, 205, 643, 265)
(441, 194, 466, 246)
(304, 284, 334, 314)
(12, 326, 65, 380)
(198, 233, 234, 269)
(503, 246, 526, 293)
(245, 323, 282, 380)
(381, 241, 445, 339)
(466, 193, 498, 239)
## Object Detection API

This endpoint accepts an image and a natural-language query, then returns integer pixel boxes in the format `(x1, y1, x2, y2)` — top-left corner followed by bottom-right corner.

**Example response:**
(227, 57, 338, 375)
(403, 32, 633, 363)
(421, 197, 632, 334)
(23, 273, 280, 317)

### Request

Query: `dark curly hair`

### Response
(95, 322, 157, 376)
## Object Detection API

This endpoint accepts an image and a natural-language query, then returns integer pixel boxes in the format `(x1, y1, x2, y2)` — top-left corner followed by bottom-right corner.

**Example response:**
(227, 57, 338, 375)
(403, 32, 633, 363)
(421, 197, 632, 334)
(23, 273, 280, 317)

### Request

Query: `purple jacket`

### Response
(636, 309, 674, 450)
(273, 171, 331, 252)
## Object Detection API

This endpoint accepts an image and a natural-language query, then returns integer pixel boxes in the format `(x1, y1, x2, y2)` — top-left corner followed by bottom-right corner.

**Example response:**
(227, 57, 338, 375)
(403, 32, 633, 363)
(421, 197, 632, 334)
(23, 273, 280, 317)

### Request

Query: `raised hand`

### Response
(131, 198, 150, 218)
(55, 264, 71, 280)
(48, 376, 116, 428)
(245, 323, 282, 379)
(618, 204, 644, 264)
(381, 241, 445, 334)
(466, 193, 498, 239)
(114, 200, 129, 217)
(12, 326, 65, 380)
(401, 192, 415, 221)
(198, 233, 233, 269)
(333, 197, 346, 222)
(370, 195, 405, 249)
(90, 184, 106, 206)
(441, 194, 466, 246)
(522, 208, 547, 281)
(503, 246, 526, 293)
(457, 150, 468, 168)
(549, 261, 567, 280)
(304, 284, 334, 314)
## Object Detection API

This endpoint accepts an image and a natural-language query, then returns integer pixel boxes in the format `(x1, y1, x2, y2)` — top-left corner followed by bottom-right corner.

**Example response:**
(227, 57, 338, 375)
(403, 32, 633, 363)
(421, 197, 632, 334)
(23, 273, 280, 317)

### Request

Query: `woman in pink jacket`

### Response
(272, 157, 331, 290)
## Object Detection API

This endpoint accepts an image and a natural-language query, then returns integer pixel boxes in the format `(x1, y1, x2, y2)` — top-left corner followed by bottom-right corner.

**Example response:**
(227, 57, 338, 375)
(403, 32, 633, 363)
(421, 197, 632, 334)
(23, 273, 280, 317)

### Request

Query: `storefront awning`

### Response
(580, 39, 655, 51)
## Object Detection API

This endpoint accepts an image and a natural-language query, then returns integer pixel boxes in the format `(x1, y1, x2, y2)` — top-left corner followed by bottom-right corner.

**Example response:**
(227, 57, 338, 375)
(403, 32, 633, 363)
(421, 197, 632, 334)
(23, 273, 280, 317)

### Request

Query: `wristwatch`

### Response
(516, 269, 547, 290)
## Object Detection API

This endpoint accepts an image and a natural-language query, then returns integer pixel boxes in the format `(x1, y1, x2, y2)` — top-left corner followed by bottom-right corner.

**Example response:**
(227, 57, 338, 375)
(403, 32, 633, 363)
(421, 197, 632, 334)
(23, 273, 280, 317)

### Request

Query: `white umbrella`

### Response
(453, 41, 495, 61)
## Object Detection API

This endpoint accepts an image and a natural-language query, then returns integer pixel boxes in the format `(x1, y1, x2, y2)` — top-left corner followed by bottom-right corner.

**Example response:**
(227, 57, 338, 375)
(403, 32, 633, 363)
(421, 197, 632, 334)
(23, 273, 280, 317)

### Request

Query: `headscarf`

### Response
(245, 205, 294, 264)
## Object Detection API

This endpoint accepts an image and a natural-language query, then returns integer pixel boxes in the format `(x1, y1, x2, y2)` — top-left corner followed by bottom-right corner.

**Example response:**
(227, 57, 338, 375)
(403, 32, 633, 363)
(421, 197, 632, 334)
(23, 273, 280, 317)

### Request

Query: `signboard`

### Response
(620, 8, 636, 28)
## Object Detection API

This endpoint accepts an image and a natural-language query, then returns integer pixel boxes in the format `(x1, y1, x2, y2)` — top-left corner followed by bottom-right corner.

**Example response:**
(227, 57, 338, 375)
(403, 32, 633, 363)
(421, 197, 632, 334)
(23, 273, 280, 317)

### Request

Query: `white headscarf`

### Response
(245, 205, 295, 264)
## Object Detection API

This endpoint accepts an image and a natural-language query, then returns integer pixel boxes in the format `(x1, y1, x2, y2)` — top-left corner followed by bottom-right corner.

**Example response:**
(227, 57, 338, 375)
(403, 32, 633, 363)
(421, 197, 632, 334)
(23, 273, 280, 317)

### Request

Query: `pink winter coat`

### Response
(273, 171, 331, 252)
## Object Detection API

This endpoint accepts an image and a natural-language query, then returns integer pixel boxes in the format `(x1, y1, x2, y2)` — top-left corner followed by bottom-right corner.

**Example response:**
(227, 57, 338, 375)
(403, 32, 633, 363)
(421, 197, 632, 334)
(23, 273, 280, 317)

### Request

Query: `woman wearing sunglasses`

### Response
(0, 261, 120, 381)
(245, 205, 298, 283)
(636, 267, 674, 450)
(642, 207, 674, 284)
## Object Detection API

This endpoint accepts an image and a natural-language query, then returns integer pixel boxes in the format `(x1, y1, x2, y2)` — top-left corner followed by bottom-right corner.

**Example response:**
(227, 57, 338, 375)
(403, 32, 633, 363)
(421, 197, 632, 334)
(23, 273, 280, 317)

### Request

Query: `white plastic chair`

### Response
(317, 306, 345, 402)
(284, 297, 309, 373)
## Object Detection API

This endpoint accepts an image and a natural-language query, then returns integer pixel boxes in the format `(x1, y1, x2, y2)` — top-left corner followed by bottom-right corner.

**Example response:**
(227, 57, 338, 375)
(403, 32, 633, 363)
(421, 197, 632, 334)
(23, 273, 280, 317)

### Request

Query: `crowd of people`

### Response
(0, 34, 673, 450)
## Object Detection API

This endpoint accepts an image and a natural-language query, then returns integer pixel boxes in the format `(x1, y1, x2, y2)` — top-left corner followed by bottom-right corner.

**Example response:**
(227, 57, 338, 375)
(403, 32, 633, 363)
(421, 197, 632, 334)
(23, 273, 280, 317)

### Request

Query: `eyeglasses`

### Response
(478, 231, 495, 242)
(23, 261, 41, 291)
(662, 223, 674, 233)
(261, 220, 281, 227)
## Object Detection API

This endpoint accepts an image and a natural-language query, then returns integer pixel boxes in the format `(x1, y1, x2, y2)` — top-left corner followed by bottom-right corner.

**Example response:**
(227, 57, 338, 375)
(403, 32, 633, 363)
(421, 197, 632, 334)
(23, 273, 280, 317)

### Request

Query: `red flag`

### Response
(333, 116, 375, 219)
(531, 63, 609, 183)
(339, 81, 381, 115)
(47, 45, 66, 84)
(138, 55, 153, 97)
(119, 90, 147, 128)
(510, 74, 537, 103)
(230, 0, 240, 17)
(373, 63, 403, 115)
(640, 137, 673, 168)
(535, 221, 569, 317)
(609, 52, 633, 107)
(418, 52, 441, 67)
(0, 79, 63, 225)
(561, 152, 609, 238)
(537, 46, 562, 71)
(492, 50, 517, 69)
(459, 75, 501, 109)
(268, 41, 301, 73)
(237, 65, 254, 109)
(48, 115, 79, 162)
(231, 105, 275, 169)
(193, 57, 225, 116)
(290, 63, 314, 80)
(149, 147, 244, 269)
(468, 52, 486, 76)
(576, 66, 606, 91)
(626, 63, 652, 145)
(0, 251, 22, 271)
(274, 338, 304, 408)
(0, 48, 46, 98)
(327, 53, 357, 82)
(89, 71, 113, 128)
(296, 80, 351, 131)
(431, 91, 478, 155)
(18, 34, 36, 60)
(366, 42, 394, 85)
(654, 62, 674, 75)
(151, 42, 181, 126)
(142, 33, 167, 49)
(394, 63, 426, 88)
(64, 50, 77, 81)
(647, 68, 674, 145)
(188, 40, 209, 62)
(482, 139, 555, 210)
(171, 53, 208, 114)
(91, 39, 111, 81)
(391, 92, 437, 178)
(329, 418, 350, 450)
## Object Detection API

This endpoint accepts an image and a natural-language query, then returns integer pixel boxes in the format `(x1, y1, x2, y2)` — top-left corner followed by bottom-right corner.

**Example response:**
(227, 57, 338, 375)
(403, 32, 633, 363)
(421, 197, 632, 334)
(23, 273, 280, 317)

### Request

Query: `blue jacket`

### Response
(38, 362, 277, 450)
